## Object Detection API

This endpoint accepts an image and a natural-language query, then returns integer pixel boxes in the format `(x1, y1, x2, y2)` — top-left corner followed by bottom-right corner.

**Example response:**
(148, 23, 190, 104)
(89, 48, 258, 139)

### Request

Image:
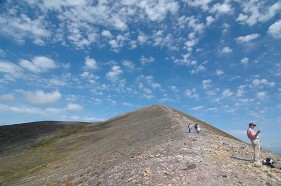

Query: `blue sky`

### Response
(0, 0, 281, 154)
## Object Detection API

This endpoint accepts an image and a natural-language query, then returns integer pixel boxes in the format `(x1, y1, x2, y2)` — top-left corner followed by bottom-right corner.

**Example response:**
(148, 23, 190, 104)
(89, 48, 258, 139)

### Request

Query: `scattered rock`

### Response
(187, 164, 196, 170)
(254, 162, 263, 167)
(143, 168, 150, 177)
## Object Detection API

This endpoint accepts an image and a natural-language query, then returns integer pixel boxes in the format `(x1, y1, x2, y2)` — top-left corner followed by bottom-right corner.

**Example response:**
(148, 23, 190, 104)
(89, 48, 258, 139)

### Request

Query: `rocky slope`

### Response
(0, 105, 280, 185)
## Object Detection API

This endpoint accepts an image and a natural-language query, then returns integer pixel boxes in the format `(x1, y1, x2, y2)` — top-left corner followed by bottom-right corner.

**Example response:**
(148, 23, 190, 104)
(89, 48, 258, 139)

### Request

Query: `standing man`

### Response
(247, 123, 261, 163)
(188, 124, 192, 133)
(195, 124, 200, 134)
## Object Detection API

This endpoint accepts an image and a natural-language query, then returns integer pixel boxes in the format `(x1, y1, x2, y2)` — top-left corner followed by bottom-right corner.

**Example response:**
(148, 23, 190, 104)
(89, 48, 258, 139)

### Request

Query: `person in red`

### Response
(247, 123, 261, 162)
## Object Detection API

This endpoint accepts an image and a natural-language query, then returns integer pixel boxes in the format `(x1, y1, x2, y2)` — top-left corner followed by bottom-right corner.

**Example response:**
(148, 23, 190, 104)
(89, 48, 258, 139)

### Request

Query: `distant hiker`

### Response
(188, 124, 192, 133)
(195, 124, 200, 133)
(247, 123, 261, 163)
(262, 157, 281, 170)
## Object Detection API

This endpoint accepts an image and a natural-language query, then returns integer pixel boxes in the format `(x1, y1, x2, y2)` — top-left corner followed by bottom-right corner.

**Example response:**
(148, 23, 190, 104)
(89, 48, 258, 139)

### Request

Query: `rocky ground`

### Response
(0, 105, 280, 186)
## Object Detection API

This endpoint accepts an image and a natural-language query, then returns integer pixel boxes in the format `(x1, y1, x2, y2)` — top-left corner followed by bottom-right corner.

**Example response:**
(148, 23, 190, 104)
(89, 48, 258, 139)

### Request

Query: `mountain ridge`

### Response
(0, 105, 280, 185)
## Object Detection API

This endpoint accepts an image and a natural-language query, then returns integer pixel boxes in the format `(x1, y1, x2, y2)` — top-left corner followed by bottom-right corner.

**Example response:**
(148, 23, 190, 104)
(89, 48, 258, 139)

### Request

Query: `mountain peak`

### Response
(0, 105, 280, 185)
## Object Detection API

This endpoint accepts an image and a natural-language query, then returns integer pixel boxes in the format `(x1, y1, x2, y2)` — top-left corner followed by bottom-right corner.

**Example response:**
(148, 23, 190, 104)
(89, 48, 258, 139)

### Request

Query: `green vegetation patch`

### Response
(32, 123, 87, 148)
(0, 123, 89, 185)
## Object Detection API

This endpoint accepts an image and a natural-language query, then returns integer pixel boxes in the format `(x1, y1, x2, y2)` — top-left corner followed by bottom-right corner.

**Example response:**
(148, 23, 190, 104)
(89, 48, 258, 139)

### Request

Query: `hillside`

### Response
(0, 105, 280, 185)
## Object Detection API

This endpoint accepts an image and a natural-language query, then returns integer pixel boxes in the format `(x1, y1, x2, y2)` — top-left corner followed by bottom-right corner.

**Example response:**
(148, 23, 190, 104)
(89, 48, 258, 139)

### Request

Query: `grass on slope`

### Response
(0, 122, 89, 185)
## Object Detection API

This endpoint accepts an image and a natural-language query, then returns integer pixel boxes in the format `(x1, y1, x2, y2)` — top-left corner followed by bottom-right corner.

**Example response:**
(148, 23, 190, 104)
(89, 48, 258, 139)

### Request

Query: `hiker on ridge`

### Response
(247, 123, 261, 163)
(195, 124, 200, 134)
(188, 124, 192, 133)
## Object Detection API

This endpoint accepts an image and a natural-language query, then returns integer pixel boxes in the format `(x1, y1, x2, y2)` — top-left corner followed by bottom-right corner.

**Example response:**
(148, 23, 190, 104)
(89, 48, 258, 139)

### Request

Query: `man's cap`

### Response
(249, 123, 256, 126)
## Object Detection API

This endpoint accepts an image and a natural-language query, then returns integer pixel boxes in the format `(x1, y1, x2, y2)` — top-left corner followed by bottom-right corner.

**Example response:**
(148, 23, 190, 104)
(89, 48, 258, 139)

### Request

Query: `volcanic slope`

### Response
(0, 105, 280, 186)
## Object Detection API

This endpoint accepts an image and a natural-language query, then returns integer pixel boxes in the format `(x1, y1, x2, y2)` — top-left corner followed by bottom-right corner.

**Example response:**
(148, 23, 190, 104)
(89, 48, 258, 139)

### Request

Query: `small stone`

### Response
(187, 164, 196, 170)
(143, 168, 150, 177)
(271, 168, 281, 173)
(253, 162, 262, 167)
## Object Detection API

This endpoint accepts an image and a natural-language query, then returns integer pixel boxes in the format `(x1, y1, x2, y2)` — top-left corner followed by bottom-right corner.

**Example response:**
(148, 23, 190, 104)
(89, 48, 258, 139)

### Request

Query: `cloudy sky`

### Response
(0, 0, 281, 153)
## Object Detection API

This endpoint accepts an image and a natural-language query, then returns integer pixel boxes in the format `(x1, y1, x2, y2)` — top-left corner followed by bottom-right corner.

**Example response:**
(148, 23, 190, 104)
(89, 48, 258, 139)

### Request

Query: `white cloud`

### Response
(191, 64, 206, 74)
(139, 0, 179, 21)
(81, 72, 93, 79)
(235, 98, 254, 105)
(3, 0, 278, 52)
(186, 0, 212, 11)
(170, 85, 179, 93)
(251, 79, 275, 88)
(237, 85, 246, 97)
(185, 88, 199, 99)
(109, 39, 119, 49)
(222, 89, 233, 97)
(187, 17, 205, 33)
(206, 107, 218, 111)
(85, 57, 97, 70)
(191, 106, 204, 110)
(151, 82, 161, 89)
(270, 63, 281, 76)
(122, 60, 135, 71)
(241, 57, 249, 65)
(152, 31, 174, 48)
(0, 94, 15, 101)
(235, 33, 260, 42)
(138, 82, 153, 98)
(206, 88, 219, 96)
(25, 90, 61, 105)
(19, 56, 56, 73)
(111, 16, 127, 30)
(0, 13, 50, 44)
(101, 30, 112, 38)
(137, 75, 161, 90)
(62, 63, 71, 69)
(236, 1, 281, 26)
(66, 103, 83, 112)
(216, 69, 224, 75)
(41, 0, 84, 10)
(33, 56, 56, 69)
(138, 33, 148, 44)
(257, 91, 267, 99)
(92, 98, 102, 105)
(236, 14, 248, 22)
(106, 65, 123, 81)
(49, 78, 67, 87)
(210, 2, 233, 16)
(0, 104, 44, 115)
(0, 1, 181, 50)
(222, 23, 230, 33)
(206, 16, 215, 26)
(122, 102, 134, 107)
(173, 53, 193, 66)
(0, 103, 63, 116)
(140, 56, 155, 65)
(185, 32, 198, 52)
(0, 60, 22, 78)
(221, 47, 232, 54)
(202, 79, 212, 89)
(0, 49, 6, 57)
(268, 19, 281, 39)
(19, 60, 40, 73)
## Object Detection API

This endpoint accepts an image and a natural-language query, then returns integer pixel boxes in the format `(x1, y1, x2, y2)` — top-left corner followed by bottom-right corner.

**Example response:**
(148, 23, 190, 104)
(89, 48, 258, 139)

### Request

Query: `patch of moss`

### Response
(32, 124, 87, 148)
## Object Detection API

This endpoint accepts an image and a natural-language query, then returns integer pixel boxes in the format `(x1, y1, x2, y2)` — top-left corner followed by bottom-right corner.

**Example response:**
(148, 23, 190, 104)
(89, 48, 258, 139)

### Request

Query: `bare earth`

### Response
(0, 105, 280, 186)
